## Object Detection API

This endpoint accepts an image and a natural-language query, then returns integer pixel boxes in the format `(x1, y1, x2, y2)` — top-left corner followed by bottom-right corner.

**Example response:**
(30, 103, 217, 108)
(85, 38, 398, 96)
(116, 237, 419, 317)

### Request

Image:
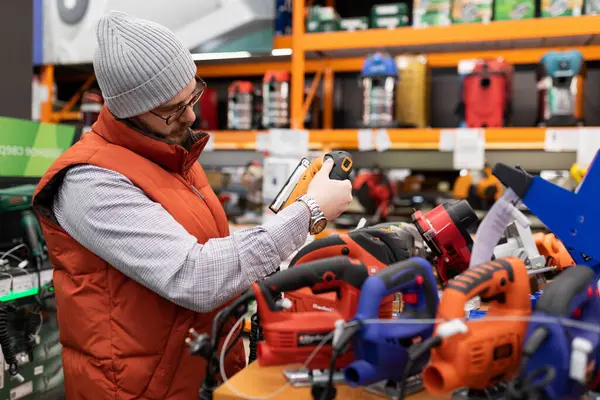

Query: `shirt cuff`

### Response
(262, 202, 310, 261)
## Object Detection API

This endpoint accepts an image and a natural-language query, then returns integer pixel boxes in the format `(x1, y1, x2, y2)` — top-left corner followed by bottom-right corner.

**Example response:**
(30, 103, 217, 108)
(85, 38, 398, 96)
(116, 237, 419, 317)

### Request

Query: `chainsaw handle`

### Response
(536, 266, 598, 317)
(441, 258, 531, 320)
(356, 257, 439, 319)
(257, 256, 369, 310)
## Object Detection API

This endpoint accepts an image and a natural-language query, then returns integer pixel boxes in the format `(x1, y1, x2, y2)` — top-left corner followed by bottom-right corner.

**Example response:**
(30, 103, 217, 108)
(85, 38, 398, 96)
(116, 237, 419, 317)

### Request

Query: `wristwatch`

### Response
(296, 194, 328, 235)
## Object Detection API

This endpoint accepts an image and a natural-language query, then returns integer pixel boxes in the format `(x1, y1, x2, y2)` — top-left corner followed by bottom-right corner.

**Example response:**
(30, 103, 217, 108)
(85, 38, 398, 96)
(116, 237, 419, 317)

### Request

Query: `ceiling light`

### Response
(271, 48, 293, 56)
(191, 51, 252, 61)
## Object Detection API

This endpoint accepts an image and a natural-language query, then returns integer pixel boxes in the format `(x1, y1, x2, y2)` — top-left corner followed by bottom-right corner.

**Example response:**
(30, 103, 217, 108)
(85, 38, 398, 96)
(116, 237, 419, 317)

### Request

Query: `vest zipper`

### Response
(189, 184, 205, 200)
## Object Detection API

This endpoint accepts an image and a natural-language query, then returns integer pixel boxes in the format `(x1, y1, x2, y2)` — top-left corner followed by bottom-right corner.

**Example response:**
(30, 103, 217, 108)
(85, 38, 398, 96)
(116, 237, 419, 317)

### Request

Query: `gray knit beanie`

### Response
(93, 11, 197, 119)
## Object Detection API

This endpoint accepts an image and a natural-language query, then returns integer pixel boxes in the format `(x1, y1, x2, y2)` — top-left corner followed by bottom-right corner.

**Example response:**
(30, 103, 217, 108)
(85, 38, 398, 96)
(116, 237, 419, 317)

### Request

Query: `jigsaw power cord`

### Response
(0, 303, 24, 383)
(506, 326, 555, 400)
(248, 313, 261, 363)
(219, 315, 335, 400)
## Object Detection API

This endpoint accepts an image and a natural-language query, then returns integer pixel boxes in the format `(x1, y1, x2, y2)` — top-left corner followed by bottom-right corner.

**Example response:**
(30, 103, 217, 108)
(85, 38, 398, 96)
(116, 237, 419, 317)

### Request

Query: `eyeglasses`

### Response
(150, 76, 207, 125)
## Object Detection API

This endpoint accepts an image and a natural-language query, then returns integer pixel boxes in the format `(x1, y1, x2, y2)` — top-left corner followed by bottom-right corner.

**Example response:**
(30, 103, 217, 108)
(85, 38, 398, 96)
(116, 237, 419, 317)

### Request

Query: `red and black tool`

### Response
(352, 168, 395, 222)
(253, 256, 371, 370)
(286, 227, 415, 318)
(412, 200, 478, 284)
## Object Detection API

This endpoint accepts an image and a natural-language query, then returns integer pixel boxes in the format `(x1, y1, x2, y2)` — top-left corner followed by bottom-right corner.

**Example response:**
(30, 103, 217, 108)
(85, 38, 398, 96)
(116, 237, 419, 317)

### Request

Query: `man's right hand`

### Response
(306, 158, 353, 221)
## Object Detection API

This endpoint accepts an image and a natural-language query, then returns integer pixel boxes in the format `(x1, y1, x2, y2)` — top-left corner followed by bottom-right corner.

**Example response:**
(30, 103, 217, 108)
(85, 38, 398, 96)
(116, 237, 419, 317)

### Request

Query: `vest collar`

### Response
(91, 105, 208, 177)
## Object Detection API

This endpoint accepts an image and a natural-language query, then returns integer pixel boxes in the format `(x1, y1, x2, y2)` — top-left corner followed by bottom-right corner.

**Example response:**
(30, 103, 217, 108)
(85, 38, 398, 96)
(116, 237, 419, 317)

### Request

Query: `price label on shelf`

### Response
(439, 129, 456, 152)
(203, 133, 215, 152)
(357, 129, 374, 151)
(374, 129, 392, 152)
(453, 129, 485, 170)
(255, 132, 269, 152)
(268, 129, 309, 158)
(576, 128, 600, 168)
(544, 129, 580, 152)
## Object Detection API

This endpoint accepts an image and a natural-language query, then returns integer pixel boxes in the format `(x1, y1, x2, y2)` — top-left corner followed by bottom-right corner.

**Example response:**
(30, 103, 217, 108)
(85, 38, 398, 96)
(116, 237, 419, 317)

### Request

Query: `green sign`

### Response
(0, 117, 77, 177)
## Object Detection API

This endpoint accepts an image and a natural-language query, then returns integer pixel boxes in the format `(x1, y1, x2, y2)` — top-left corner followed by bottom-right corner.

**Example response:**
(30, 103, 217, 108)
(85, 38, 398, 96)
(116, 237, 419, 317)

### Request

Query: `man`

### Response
(32, 11, 352, 400)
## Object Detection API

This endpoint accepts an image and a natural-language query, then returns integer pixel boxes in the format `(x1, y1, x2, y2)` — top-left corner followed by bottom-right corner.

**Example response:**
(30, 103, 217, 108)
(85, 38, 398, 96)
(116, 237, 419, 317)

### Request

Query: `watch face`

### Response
(312, 218, 328, 235)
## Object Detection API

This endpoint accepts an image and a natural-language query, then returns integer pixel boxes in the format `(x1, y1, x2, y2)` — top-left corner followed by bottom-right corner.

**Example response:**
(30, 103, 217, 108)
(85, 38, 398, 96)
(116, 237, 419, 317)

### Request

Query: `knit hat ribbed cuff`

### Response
(103, 49, 197, 119)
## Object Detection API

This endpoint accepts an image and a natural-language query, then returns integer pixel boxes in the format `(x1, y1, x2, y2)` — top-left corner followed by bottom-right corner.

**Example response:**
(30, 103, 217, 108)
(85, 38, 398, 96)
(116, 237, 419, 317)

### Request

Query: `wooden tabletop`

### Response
(214, 362, 448, 400)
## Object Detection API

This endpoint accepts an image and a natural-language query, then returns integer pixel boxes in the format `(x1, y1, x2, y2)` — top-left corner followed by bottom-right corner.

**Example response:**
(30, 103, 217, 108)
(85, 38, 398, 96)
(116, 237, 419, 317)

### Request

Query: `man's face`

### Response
(135, 77, 202, 145)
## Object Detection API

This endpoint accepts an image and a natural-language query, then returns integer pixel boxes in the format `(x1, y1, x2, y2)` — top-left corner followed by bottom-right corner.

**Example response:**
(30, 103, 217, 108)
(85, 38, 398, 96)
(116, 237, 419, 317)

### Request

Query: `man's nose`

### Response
(180, 105, 196, 124)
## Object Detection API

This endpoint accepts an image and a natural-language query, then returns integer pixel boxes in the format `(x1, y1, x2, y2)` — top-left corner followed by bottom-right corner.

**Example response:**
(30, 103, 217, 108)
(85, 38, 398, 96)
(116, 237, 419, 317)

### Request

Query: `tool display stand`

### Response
(214, 363, 446, 399)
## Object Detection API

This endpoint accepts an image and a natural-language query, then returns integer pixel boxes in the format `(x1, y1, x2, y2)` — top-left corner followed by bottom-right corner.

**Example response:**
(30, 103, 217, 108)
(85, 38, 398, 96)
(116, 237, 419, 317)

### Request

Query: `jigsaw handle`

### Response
(258, 256, 369, 310)
(440, 258, 531, 320)
(535, 266, 599, 317)
(324, 151, 353, 180)
(356, 257, 439, 319)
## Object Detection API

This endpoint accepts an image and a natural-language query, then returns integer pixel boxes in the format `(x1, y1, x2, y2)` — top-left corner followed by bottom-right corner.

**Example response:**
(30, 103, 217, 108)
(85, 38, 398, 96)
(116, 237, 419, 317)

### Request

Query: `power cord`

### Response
(506, 326, 553, 400)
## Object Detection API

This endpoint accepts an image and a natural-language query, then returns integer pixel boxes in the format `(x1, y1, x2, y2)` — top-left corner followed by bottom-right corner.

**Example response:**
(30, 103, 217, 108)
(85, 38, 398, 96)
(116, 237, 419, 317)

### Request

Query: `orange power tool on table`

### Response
(252, 256, 371, 369)
(422, 257, 532, 397)
(287, 227, 416, 318)
(532, 232, 575, 271)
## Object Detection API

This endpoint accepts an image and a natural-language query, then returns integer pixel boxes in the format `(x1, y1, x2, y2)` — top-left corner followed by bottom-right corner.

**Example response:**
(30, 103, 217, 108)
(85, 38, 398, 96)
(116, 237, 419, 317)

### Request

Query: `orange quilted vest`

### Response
(32, 106, 246, 400)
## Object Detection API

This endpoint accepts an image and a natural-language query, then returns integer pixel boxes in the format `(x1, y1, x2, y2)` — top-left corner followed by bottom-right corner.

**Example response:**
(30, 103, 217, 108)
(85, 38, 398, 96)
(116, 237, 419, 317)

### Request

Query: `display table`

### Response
(214, 362, 448, 399)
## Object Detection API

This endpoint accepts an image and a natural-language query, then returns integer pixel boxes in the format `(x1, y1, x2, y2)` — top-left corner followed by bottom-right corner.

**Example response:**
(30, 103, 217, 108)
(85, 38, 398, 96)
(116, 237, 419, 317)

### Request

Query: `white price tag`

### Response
(439, 130, 456, 152)
(357, 130, 374, 151)
(255, 132, 269, 152)
(453, 129, 485, 170)
(374, 129, 392, 152)
(544, 129, 580, 152)
(576, 128, 600, 168)
(12, 275, 33, 293)
(34, 366, 44, 376)
(40, 270, 53, 287)
(203, 133, 215, 152)
(0, 278, 11, 297)
(268, 129, 309, 158)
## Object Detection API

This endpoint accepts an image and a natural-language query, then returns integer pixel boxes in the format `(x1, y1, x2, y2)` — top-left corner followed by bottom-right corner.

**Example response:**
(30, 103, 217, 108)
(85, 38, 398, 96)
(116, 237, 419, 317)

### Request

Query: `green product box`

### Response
(341, 17, 370, 31)
(413, 0, 452, 27)
(541, 0, 582, 16)
(494, 0, 536, 20)
(585, 0, 600, 14)
(370, 15, 410, 28)
(371, 3, 409, 17)
(306, 6, 341, 32)
(452, 0, 493, 22)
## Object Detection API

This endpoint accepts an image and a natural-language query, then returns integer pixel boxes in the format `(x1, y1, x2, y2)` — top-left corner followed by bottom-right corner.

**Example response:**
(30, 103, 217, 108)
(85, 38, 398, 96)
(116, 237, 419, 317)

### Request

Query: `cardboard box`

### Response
(453, 0, 493, 22)
(413, 0, 452, 27)
(494, 0, 536, 20)
(370, 15, 410, 28)
(341, 17, 370, 31)
(541, 0, 582, 16)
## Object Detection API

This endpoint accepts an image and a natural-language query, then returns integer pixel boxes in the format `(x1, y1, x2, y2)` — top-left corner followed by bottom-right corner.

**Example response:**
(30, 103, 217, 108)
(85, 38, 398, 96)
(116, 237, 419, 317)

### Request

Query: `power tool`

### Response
(532, 232, 575, 272)
(493, 155, 600, 280)
(352, 168, 395, 223)
(286, 227, 415, 318)
(269, 151, 353, 214)
(422, 257, 532, 396)
(343, 257, 439, 390)
(412, 200, 479, 284)
(253, 256, 372, 370)
(312, 257, 439, 400)
(508, 266, 600, 400)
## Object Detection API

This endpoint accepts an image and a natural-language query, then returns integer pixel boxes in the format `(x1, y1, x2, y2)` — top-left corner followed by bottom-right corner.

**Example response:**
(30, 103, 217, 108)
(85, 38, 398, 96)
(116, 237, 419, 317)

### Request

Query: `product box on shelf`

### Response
(413, 0, 452, 27)
(370, 3, 409, 28)
(371, 14, 410, 28)
(541, 0, 582, 16)
(306, 6, 341, 32)
(452, 0, 493, 22)
(341, 17, 370, 31)
(585, 0, 600, 13)
(494, 0, 536, 20)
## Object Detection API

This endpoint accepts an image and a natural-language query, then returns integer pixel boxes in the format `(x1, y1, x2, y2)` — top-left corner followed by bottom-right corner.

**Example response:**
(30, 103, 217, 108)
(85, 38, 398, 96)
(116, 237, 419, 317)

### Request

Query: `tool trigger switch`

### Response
(403, 293, 418, 305)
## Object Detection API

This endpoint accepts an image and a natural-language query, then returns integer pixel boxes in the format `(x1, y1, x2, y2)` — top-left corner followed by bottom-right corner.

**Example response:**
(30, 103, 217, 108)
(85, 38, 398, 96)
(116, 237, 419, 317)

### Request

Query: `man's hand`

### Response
(306, 158, 353, 221)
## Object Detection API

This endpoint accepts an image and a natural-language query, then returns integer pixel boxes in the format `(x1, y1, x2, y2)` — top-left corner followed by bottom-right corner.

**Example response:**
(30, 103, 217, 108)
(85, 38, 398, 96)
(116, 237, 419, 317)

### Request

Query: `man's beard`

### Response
(127, 117, 194, 149)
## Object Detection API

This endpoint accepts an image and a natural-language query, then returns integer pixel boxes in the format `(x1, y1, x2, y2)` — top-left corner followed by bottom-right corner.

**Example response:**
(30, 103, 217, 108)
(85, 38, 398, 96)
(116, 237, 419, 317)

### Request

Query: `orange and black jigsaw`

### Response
(423, 257, 532, 397)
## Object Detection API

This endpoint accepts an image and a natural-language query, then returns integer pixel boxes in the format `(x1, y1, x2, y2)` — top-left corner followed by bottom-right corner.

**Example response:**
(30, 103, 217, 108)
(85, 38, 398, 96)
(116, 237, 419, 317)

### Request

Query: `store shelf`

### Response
(302, 16, 600, 55)
(210, 127, 558, 151)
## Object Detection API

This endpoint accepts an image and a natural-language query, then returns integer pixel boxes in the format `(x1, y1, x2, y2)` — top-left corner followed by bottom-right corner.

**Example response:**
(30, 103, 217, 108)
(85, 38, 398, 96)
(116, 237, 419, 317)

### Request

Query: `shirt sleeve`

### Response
(52, 164, 310, 313)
